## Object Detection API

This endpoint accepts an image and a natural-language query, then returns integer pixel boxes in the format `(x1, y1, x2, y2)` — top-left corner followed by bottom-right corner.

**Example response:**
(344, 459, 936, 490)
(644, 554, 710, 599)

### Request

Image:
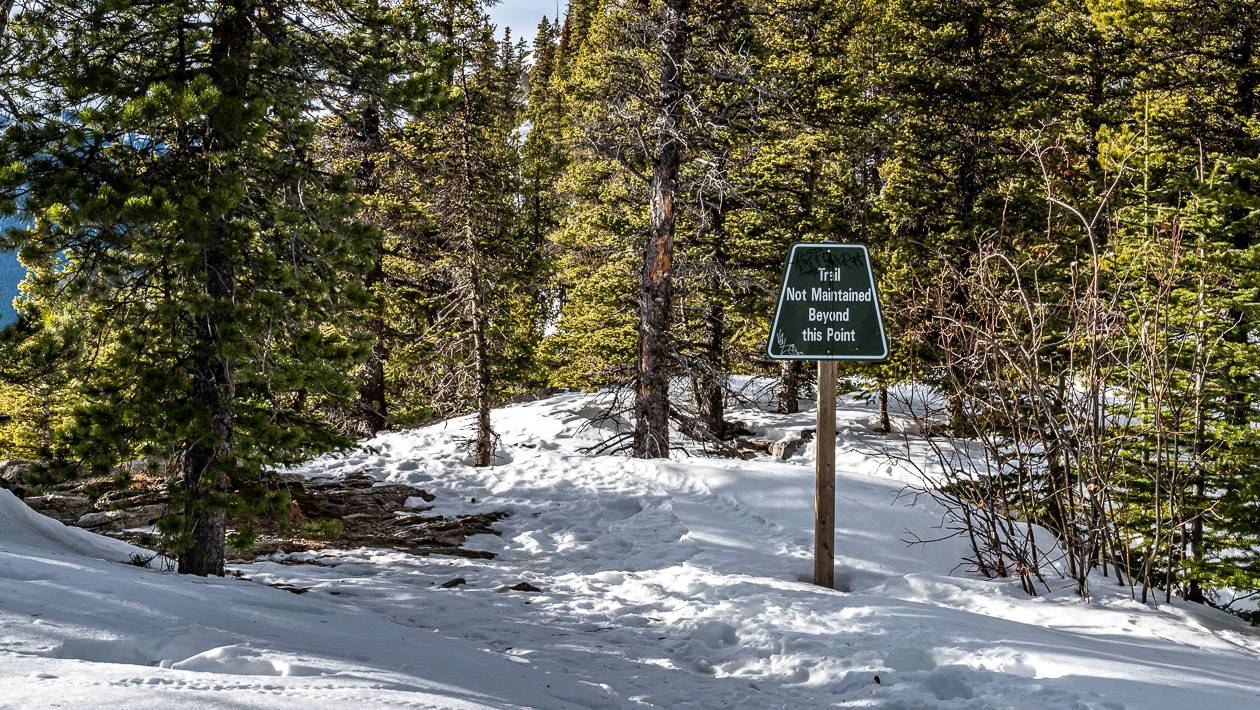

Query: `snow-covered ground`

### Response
(3, 388, 1259, 708)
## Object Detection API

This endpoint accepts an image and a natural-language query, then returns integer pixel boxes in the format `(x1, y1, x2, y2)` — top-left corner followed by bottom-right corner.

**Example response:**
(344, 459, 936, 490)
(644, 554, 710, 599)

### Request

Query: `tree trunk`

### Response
(471, 262, 493, 467)
(694, 200, 729, 439)
(180, 0, 252, 577)
(451, 33, 495, 468)
(695, 299, 726, 439)
(777, 361, 800, 414)
(182, 230, 236, 578)
(633, 0, 690, 459)
(359, 253, 389, 435)
(0, 0, 14, 39)
(878, 384, 891, 433)
(357, 106, 389, 436)
(1186, 227, 1211, 604)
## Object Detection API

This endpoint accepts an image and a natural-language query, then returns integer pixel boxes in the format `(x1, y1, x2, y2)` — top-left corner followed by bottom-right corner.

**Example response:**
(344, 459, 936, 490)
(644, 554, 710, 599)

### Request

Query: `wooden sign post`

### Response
(815, 360, 837, 588)
(767, 243, 888, 588)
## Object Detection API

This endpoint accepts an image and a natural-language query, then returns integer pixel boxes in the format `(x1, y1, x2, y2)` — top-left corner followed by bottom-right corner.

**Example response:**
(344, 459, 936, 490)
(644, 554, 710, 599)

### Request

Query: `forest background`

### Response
(0, 0, 1257, 618)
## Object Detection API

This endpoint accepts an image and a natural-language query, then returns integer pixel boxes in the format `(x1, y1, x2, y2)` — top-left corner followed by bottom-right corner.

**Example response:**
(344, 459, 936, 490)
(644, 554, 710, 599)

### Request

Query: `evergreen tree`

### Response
(0, 0, 437, 575)
(316, 2, 446, 437)
(871, 0, 1043, 429)
(359, 3, 544, 464)
(522, 15, 565, 309)
(739, 0, 883, 411)
(630, 0, 692, 459)
(541, 2, 658, 393)
(1098, 0, 1260, 606)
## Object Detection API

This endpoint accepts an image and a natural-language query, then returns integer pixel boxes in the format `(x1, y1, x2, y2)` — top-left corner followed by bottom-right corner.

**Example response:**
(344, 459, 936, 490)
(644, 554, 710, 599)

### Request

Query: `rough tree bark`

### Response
(181, 0, 252, 577)
(634, 0, 691, 459)
(777, 361, 801, 414)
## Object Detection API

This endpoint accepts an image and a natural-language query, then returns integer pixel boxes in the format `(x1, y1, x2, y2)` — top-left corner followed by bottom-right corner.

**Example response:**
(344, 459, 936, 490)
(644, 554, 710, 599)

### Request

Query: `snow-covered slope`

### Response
(3, 388, 1260, 709)
(249, 389, 1260, 709)
(0, 491, 609, 708)
(0, 488, 163, 566)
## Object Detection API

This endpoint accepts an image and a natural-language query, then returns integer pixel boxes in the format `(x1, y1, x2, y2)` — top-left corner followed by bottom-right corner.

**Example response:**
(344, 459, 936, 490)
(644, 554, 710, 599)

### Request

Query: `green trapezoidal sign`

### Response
(767, 243, 888, 361)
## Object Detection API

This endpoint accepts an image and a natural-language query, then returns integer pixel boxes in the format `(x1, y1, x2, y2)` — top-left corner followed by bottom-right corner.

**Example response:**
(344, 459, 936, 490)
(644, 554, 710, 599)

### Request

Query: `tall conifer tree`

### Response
(0, 0, 437, 575)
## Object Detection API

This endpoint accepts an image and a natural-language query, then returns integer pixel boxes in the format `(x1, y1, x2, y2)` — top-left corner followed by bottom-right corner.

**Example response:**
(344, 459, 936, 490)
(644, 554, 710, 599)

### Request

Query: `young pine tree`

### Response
(368, 6, 543, 465)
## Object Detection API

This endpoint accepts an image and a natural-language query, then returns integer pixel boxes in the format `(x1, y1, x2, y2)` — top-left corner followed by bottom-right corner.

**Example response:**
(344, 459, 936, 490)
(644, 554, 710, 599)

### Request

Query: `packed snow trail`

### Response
(3, 387, 1260, 708)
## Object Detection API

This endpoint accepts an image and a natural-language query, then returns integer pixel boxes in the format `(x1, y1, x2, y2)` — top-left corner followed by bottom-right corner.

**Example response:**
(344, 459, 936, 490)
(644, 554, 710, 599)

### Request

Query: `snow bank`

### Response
(0, 489, 165, 567)
(0, 488, 611, 708)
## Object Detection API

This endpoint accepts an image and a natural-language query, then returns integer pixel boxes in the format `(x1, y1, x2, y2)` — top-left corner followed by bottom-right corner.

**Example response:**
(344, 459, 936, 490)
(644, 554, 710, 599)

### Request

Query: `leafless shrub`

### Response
(881, 131, 1230, 604)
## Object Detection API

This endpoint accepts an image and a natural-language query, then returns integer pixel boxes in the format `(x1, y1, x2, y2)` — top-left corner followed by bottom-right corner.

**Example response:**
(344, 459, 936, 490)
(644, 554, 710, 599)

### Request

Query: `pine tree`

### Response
(522, 15, 564, 288)
(359, 4, 543, 463)
(739, 0, 885, 409)
(1096, 0, 1260, 606)
(315, 2, 446, 437)
(0, 0, 437, 575)
(629, 0, 692, 459)
(539, 3, 648, 392)
(671, 0, 765, 441)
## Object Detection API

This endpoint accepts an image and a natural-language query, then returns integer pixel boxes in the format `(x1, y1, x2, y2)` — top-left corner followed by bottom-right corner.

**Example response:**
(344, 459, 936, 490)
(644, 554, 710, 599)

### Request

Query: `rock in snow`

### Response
(12, 463, 501, 561)
(2, 383, 1259, 709)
